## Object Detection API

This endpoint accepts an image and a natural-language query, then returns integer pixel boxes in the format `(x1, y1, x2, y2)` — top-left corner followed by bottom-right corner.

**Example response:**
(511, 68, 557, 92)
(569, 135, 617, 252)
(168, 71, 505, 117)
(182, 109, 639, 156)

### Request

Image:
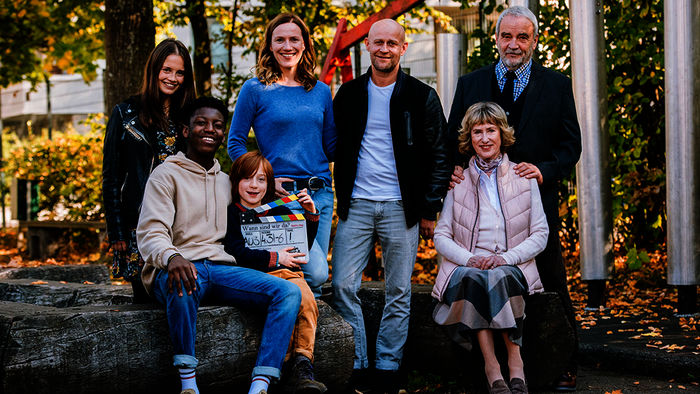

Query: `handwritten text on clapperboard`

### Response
(241, 220, 309, 261)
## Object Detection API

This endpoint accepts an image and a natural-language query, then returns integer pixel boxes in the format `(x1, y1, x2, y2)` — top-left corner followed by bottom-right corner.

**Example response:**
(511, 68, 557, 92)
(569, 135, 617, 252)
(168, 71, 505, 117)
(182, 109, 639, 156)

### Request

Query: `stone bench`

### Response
(0, 263, 111, 284)
(0, 280, 353, 393)
(0, 278, 132, 307)
(342, 282, 577, 390)
(0, 267, 575, 392)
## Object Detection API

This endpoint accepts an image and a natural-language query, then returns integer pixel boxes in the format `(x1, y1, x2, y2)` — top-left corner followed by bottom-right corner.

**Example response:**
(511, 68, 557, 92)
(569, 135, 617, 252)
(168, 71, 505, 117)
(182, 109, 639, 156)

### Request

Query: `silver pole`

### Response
(570, 2, 613, 289)
(45, 73, 52, 140)
(435, 33, 466, 119)
(664, 1, 700, 299)
(508, 0, 539, 13)
(0, 89, 5, 227)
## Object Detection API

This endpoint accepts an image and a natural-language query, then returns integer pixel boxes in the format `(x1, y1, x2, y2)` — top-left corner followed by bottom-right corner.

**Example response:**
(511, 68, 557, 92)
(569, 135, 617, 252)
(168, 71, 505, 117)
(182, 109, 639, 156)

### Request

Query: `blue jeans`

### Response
(331, 199, 419, 370)
(288, 185, 334, 297)
(152, 260, 301, 379)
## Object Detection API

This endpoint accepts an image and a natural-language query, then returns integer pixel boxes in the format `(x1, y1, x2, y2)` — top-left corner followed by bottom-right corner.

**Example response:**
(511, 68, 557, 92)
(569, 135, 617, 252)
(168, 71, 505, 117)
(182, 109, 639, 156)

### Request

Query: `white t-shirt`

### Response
(351, 79, 402, 201)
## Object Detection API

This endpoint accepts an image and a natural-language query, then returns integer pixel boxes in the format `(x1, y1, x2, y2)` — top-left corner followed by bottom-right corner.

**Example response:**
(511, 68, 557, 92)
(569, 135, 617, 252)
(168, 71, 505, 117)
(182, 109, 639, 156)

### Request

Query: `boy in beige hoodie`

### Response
(137, 97, 301, 394)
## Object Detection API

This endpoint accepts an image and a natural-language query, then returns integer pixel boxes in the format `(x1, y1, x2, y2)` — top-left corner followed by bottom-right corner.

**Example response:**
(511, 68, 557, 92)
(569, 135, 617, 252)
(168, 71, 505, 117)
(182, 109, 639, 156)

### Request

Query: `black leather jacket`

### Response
(333, 68, 451, 227)
(102, 97, 163, 243)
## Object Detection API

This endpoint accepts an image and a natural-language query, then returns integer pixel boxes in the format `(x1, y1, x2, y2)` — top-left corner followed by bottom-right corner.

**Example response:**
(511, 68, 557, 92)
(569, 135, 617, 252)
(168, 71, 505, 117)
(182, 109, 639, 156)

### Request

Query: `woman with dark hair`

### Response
(432, 102, 549, 394)
(228, 13, 336, 298)
(103, 38, 196, 303)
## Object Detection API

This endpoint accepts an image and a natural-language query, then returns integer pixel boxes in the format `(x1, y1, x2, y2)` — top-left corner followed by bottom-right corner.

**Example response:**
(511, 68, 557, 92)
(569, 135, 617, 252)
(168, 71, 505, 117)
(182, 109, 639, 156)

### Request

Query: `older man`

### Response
(448, 6, 582, 391)
(331, 19, 450, 393)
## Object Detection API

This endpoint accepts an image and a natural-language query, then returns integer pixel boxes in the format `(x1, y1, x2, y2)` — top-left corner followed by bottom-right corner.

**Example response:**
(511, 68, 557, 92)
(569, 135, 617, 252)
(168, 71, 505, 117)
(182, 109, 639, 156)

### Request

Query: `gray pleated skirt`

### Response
(433, 265, 528, 350)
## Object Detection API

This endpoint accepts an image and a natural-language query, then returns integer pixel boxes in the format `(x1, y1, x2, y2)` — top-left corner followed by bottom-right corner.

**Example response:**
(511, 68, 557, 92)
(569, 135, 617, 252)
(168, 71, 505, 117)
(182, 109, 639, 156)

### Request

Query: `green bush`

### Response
(3, 116, 105, 221)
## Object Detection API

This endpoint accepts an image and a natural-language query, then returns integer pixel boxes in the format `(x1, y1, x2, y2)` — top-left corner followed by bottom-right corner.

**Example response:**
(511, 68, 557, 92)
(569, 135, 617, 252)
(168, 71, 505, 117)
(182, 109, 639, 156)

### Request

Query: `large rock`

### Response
(0, 292, 353, 393)
(335, 282, 576, 389)
(0, 264, 110, 284)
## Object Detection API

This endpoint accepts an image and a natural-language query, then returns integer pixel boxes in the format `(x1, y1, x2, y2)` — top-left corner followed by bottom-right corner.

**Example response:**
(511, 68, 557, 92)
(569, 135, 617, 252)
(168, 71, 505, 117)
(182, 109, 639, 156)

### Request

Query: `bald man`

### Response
(331, 19, 450, 392)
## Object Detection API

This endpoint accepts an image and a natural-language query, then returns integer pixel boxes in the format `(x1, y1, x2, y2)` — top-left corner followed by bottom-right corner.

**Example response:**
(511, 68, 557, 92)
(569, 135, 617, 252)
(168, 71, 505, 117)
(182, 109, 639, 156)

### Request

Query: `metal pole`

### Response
(45, 73, 52, 140)
(570, 1, 613, 308)
(353, 44, 362, 79)
(0, 90, 5, 227)
(665, 0, 699, 315)
(508, 0, 539, 15)
(436, 33, 466, 119)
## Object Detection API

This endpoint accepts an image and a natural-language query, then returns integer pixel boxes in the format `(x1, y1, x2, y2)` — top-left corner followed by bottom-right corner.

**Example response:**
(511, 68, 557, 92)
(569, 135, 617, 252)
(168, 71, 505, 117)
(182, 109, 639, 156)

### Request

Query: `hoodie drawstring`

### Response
(204, 171, 209, 223)
(204, 169, 219, 231)
(213, 174, 218, 231)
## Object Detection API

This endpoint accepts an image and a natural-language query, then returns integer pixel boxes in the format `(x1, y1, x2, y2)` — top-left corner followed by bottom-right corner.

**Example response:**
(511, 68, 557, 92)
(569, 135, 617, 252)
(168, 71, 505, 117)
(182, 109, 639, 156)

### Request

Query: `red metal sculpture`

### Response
(319, 0, 425, 85)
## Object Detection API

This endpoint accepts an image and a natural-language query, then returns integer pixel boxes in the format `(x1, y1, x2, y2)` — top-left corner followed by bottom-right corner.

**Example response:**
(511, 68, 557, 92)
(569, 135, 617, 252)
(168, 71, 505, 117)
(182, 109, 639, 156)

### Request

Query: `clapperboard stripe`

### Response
(251, 194, 299, 213)
(240, 193, 306, 224)
(258, 214, 305, 223)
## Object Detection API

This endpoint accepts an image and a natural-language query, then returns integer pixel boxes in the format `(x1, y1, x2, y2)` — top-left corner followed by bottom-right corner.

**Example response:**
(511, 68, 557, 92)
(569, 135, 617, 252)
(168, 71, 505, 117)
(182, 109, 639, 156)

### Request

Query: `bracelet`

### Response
(167, 253, 181, 265)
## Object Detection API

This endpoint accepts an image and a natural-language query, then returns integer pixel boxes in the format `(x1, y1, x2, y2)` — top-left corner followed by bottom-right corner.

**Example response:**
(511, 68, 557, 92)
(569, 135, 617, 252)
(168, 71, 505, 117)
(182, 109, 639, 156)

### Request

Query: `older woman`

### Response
(228, 13, 336, 298)
(431, 102, 548, 394)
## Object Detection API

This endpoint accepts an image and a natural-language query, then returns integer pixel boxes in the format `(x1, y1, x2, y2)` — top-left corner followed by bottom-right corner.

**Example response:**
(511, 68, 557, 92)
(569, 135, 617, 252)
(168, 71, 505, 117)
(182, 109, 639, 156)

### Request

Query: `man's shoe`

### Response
(180, 390, 197, 394)
(291, 355, 327, 394)
(553, 372, 577, 392)
(509, 377, 528, 394)
(349, 368, 373, 393)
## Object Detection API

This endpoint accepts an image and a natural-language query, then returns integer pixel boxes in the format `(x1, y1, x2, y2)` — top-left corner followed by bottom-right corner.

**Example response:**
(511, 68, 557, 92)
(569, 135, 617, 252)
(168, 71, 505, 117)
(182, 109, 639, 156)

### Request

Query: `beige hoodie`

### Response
(137, 151, 235, 295)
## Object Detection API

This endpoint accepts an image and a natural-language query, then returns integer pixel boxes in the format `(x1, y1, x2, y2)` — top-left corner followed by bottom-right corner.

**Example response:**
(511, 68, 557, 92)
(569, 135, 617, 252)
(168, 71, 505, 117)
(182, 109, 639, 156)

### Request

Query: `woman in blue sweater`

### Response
(228, 13, 336, 297)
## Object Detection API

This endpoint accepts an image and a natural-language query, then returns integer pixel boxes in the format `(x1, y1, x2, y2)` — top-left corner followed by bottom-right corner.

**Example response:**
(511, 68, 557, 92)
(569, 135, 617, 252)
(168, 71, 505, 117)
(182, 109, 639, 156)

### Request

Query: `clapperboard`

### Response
(239, 193, 309, 261)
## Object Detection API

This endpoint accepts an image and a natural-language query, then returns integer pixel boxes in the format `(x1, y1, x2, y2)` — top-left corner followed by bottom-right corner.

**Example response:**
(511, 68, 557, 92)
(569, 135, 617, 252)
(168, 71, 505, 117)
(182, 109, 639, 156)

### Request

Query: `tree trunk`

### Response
(187, 0, 212, 96)
(103, 0, 155, 114)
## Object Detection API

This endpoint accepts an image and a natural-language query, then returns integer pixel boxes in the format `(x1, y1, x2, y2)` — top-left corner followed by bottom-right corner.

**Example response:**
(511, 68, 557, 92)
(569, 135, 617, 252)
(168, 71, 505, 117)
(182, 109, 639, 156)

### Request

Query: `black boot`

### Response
(291, 355, 327, 394)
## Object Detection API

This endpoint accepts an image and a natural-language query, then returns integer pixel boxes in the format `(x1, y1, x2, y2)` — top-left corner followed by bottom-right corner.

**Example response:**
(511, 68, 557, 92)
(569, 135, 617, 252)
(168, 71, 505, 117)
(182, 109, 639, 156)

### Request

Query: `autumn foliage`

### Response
(4, 123, 104, 221)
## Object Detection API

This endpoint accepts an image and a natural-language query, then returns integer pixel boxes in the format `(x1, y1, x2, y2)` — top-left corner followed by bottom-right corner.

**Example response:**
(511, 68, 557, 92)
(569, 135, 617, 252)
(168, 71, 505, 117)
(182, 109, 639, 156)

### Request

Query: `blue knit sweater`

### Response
(227, 78, 336, 184)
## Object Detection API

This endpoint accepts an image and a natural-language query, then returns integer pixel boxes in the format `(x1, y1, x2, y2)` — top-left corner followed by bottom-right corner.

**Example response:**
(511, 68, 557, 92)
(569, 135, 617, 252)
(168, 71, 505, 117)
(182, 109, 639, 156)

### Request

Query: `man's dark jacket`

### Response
(333, 68, 451, 227)
(447, 62, 582, 226)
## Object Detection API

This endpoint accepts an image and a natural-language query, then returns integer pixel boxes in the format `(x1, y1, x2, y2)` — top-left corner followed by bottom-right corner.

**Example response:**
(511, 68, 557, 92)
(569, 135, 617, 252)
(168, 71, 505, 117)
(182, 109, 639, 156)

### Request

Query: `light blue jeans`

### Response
(152, 260, 301, 379)
(331, 199, 419, 371)
(288, 185, 334, 297)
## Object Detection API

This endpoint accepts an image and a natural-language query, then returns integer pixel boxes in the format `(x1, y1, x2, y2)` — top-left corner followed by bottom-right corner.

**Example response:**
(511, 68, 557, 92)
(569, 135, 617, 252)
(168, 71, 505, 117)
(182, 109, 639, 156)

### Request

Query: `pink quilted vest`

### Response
(432, 155, 544, 301)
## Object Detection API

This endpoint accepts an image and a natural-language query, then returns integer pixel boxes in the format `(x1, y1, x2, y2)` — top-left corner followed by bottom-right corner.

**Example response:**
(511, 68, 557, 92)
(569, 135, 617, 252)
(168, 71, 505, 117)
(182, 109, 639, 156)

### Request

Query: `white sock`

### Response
(248, 375, 271, 394)
(179, 367, 199, 394)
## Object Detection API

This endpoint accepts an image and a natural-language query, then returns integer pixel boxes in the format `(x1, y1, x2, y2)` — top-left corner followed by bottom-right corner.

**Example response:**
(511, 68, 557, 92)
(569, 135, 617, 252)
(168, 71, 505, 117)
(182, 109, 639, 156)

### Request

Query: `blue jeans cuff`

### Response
(375, 360, 399, 371)
(353, 358, 370, 369)
(252, 365, 281, 380)
(173, 354, 199, 368)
